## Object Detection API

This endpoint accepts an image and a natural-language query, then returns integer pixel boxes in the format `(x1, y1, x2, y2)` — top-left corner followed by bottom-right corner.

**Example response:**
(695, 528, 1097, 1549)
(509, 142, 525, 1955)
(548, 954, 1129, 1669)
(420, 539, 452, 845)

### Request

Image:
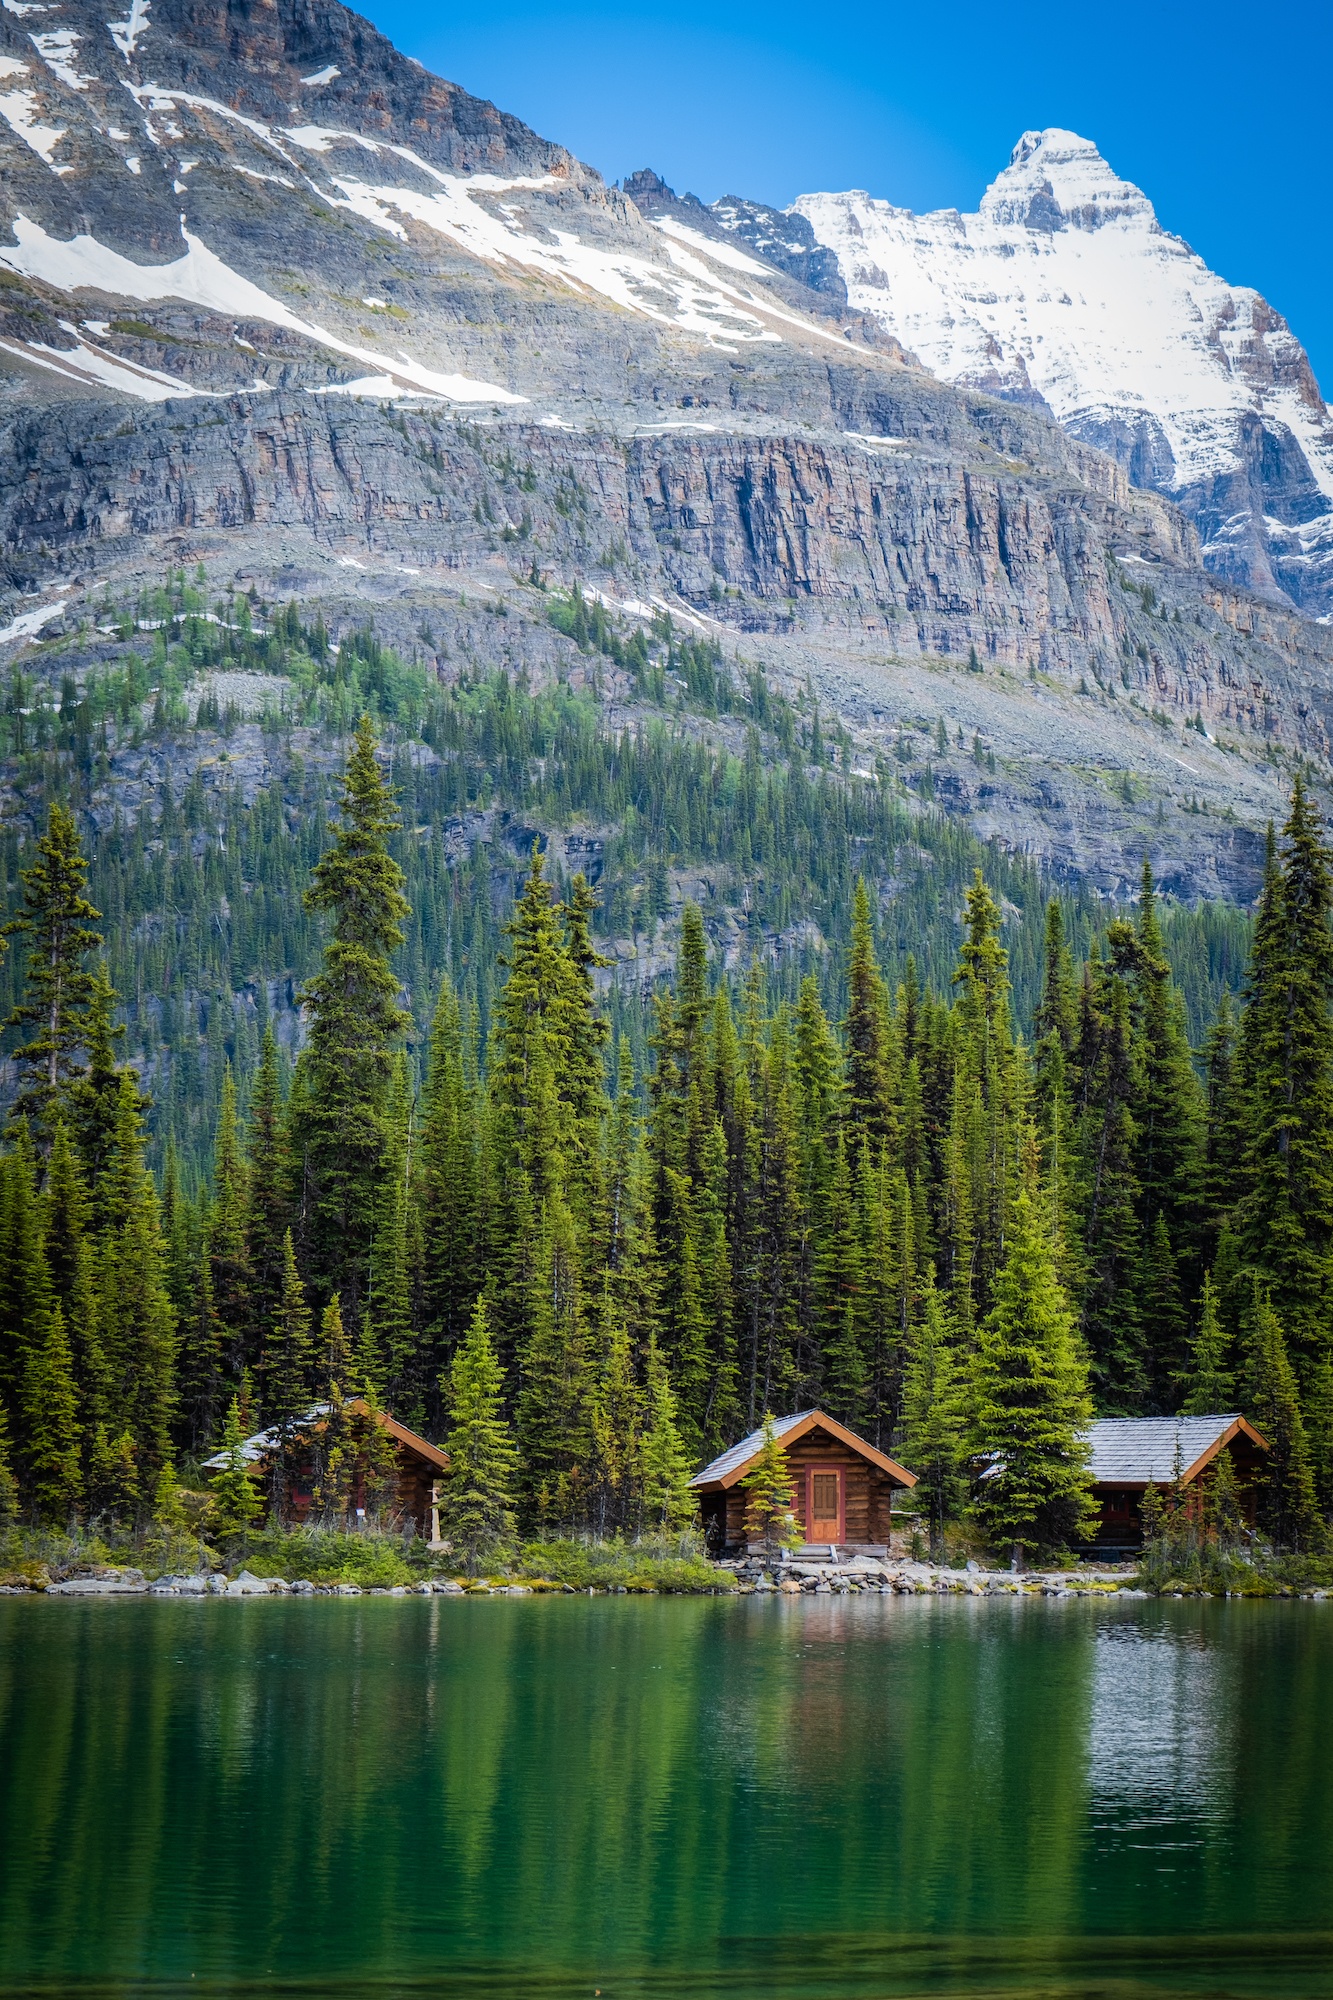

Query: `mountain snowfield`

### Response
(785, 131, 1333, 615)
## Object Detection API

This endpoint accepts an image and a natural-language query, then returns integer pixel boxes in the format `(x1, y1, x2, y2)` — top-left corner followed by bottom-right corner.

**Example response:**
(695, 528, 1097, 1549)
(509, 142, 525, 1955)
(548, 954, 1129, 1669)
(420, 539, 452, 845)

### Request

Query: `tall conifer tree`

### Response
(1238, 780, 1333, 1369)
(97, 1072, 177, 1505)
(245, 1025, 291, 1339)
(439, 1297, 518, 1573)
(900, 1272, 967, 1557)
(1179, 1274, 1233, 1415)
(290, 717, 410, 1322)
(208, 1067, 252, 1378)
(968, 1143, 1096, 1561)
(21, 1304, 81, 1523)
(843, 878, 891, 1144)
(639, 1336, 697, 1531)
(3, 803, 101, 1144)
(1245, 1289, 1319, 1549)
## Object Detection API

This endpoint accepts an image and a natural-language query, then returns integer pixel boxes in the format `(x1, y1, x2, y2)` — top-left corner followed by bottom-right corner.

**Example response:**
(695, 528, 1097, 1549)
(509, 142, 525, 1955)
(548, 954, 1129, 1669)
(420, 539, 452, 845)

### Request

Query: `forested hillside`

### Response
(0, 574, 1251, 1196)
(1, 607, 1330, 1555)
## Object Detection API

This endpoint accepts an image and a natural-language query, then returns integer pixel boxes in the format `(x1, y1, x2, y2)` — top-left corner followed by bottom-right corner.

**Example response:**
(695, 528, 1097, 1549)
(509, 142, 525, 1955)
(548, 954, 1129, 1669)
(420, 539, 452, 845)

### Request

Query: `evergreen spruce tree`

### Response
(0, 1399, 18, 1529)
(1302, 1356, 1333, 1516)
(949, 871, 1021, 1320)
(175, 1242, 223, 1461)
(1210, 1447, 1243, 1550)
(695, 1119, 737, 1448)
(208, 1067, 252, 1380)
(96, 1072, 177, 1507)
(900, 1273, 967, 1558)
(968, 1146, 1096, 1562)
(816, 1133, 867, 1425)
(439, 1296, 519, 1574)
(418, 976, 483, 1400)
(487, 845, 579, 1369)
(843, 878, 892, 1143)
(1078, 971, 1147, 1409)
(290, 716, 411, 1322)
(1139, 1215, 1189, 1408)
(741, 1412, 801, 1556)
(245, 1025, 291, 1340)
(1245, 1288, 1319, 1550)
(208, 1395, 262, 1537)
(557, 872, 611, 1249)
(2, 803, 102, 1143)
(368, 1053, 414, 1410)
(158, 1141, 194, 1325)
(737, 993, 803, 1422)
(69, 965, 142, 1217)
(21, 1304, 81, 1524)
(1238, 781, 1333, 1369)
(1180, 1274, 1234, 1415)
(1140, 1477, 1165, 1546)
(44, 1117, 103, 1428)
(0, 1132, 53, 1415)
(263, 1231, 314, 1431)
(516, 1196, 594, 1530)
(585, 1281, 641, 1536)
(856, 1146, 899, 1449)
(319, 1293, 352, 1396)
(1033, 902, 1084, 1293)
(639, 1336, 697, 1532)
(84, 1423, 132, 1523)
(152, 1457, 188, 1534)
(1128, 862, 1205, 1283)
(1202, 993, 1248, 1229)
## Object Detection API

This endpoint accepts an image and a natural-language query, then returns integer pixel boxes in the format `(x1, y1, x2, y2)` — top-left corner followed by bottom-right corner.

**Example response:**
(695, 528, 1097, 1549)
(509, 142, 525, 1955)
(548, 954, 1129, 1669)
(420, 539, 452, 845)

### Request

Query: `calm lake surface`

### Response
(3, 1594, 1332, 2000)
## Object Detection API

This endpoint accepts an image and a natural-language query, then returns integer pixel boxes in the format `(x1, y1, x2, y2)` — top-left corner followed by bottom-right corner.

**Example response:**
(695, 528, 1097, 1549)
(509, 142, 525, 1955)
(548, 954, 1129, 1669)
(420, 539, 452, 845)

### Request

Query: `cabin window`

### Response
(807, 1468, 843, 1542)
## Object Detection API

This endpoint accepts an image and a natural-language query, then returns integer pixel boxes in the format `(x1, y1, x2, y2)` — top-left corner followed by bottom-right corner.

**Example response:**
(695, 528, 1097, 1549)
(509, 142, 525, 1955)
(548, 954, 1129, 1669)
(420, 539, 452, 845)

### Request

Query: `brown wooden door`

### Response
(807, 1467, 844, 1544)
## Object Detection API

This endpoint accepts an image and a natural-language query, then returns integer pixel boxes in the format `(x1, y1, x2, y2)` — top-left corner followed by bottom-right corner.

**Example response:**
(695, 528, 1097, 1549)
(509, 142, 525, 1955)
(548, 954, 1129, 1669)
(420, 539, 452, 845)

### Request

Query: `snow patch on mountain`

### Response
(0, 328, 200, 396)
(106, 0, 149, 59)
(0, 212, 528, 401)
(0, 70, 68, 170)
(30, 30, 97, 90)
(0, 588, 70, 646)
(650, 215, 772, 278)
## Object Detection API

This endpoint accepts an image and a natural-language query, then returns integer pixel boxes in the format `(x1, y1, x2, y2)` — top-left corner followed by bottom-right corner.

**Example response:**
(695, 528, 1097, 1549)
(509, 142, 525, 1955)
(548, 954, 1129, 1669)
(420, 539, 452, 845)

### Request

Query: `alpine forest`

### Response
(4, 685, 1333, 1563)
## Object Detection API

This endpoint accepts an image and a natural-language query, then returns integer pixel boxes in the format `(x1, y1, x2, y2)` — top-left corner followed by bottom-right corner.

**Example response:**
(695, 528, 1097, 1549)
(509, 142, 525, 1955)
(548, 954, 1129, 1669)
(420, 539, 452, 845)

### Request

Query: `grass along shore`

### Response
(6, 1522, 1333, 1599)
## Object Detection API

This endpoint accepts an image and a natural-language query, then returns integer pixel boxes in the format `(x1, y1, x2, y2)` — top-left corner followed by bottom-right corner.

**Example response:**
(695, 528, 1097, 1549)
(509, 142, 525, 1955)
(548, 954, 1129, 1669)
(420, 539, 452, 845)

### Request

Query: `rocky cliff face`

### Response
(0, 5, 1330, 899)
(781, 131, 1333, 618)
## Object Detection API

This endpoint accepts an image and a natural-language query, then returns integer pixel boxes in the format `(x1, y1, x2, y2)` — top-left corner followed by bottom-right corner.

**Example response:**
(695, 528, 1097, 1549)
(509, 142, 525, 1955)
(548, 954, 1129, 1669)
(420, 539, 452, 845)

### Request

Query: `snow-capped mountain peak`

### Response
(980, 128, 1155, 231)
(784, 130, 1333, 614)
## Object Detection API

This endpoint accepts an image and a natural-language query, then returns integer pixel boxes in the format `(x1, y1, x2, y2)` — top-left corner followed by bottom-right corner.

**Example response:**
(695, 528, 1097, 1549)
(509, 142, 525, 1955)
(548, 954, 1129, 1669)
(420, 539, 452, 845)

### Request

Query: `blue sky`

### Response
(364, 0, 1333, 388)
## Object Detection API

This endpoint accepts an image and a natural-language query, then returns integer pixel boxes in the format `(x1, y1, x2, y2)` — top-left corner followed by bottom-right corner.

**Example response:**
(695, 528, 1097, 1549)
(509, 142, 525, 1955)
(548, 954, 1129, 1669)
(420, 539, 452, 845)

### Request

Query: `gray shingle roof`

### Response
(1085, 1415, 1244, 1484)
(689, 1410, 818, 1488)
(202, 1405, 334, 1470)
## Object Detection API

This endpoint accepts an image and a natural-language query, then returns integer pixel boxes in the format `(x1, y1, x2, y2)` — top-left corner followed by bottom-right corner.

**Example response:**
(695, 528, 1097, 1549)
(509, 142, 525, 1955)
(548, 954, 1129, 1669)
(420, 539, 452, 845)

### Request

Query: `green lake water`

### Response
(3, 1594, 1332, 2000)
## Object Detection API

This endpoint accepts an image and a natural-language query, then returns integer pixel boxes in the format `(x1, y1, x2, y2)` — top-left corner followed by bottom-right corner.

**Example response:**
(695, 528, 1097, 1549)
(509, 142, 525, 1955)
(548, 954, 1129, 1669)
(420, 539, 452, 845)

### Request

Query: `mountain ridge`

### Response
(1, 4, 1332, 901)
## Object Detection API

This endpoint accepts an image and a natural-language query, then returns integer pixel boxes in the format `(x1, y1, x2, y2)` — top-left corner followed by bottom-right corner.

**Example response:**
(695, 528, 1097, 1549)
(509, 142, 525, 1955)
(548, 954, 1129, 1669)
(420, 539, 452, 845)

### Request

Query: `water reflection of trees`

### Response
(2, 1599, 1333, 1990)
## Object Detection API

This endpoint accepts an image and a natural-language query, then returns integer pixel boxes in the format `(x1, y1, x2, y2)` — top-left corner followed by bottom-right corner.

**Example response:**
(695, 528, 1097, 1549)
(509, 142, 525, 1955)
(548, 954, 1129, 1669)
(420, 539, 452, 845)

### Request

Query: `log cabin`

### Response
(690, 1409, 918, 1556)
(1082, 1414, 1269, 1554)
(203, 1400, 448, 1537)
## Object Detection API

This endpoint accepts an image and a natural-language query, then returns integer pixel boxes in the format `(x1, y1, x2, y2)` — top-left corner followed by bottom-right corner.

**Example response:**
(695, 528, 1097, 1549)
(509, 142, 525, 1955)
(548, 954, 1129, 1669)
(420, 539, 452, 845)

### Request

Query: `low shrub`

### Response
(234, 1527, 425, 1588)
(1135, 1534, 1333, 1597)
(0, 1523, 215, 1582)
(514, 1533, 729, 1594)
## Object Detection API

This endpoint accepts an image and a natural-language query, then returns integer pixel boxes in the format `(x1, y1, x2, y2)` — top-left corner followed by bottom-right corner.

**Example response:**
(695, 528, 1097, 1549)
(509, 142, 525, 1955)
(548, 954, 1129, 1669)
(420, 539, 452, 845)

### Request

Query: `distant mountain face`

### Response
(773, 131, 1333, 615)
(3, 11, 1333, 900)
